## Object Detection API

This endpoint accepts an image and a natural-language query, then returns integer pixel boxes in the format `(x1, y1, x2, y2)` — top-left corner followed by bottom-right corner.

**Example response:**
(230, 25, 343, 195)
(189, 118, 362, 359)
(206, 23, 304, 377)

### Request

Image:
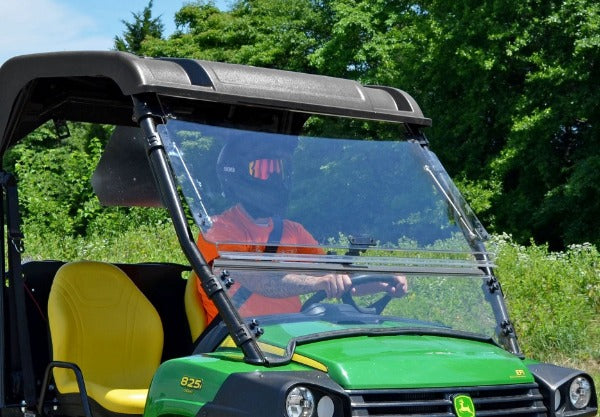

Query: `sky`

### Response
(0, 0, 231, 65)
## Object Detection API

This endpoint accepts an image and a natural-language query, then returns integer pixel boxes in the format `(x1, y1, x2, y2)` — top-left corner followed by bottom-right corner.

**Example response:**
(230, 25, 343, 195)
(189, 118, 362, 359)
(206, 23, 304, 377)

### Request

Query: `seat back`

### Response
(48, 261, 163, 394)
(184, 274, 207, 342)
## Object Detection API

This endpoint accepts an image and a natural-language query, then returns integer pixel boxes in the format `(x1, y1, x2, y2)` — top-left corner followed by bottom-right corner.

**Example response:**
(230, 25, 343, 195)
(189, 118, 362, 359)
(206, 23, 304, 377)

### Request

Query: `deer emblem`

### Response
(453, 395, 476, 417)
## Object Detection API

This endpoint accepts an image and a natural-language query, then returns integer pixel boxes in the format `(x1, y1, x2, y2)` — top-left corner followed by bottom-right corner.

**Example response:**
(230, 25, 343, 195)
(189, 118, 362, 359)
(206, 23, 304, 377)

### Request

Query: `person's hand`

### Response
(312, 274, 407, 299)
(315, 273, 352, 298)
(351, 275, 408, 297)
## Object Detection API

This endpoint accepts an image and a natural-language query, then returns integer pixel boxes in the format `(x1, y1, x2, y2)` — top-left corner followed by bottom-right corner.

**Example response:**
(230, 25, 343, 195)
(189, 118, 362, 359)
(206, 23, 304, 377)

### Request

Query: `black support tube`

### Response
(132, 96, 266, 364)
(1, 172, 37, 408)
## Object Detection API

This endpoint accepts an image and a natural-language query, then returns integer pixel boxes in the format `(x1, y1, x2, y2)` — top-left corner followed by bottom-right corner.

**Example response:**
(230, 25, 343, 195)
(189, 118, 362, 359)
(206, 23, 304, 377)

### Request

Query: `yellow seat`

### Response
(48, 261, 163, 415)
(184, 273, 207, 342)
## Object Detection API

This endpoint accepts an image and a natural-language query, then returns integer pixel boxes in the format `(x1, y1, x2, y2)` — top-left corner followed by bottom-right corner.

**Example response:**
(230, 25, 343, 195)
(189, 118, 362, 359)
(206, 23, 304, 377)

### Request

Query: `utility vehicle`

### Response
(0, 51, 596, 417)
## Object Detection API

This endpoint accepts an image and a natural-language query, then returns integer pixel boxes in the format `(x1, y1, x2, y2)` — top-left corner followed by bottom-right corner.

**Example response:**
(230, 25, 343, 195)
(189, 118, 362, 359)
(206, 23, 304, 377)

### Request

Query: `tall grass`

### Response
(491, 234, 599, 361)
(491, 234, 599, 401)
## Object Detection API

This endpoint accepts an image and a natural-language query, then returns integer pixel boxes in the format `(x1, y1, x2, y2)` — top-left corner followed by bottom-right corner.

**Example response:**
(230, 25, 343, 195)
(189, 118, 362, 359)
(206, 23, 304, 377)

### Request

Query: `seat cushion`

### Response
(184, 274, 207, 342)
(48, 261, 164, 414)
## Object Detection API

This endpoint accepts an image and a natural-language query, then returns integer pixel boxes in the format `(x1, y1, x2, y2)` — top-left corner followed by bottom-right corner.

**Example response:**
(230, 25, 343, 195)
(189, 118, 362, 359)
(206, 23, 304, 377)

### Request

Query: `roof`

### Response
(0, 51, 431, 154)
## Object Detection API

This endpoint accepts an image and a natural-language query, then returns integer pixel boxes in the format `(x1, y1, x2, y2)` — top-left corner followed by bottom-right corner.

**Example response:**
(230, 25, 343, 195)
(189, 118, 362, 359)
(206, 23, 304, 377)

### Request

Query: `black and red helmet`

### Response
(216, 133, 297, 219)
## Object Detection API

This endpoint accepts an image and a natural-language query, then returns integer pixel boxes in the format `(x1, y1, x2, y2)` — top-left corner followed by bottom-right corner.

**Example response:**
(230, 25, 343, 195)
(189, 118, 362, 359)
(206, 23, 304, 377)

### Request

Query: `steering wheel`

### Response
(301, 274, 402, 315)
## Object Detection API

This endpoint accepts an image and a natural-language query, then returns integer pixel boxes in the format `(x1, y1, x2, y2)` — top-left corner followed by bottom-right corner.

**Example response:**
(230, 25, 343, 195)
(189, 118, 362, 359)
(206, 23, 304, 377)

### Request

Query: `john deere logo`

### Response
(453, 395, 476, 417)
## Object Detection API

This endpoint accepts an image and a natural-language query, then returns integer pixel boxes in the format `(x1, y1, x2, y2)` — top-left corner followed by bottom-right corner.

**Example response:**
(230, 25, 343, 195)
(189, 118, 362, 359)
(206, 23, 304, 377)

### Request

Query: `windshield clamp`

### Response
(220, 270, 235, 289)
(486, 276, 501, 293)
(406, 134, 429, 146)
(249, 319, 264, 339)
(501, 320, 516, 337)
(10, 233, 24, 253)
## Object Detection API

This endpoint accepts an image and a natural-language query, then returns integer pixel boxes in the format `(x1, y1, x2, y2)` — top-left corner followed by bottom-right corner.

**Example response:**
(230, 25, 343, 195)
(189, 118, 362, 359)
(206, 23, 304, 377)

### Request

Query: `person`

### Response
(193, 134, 407, 325)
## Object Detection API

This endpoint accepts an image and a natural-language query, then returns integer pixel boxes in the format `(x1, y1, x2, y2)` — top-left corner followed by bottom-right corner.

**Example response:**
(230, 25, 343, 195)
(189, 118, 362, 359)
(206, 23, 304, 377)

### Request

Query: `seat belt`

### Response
(0, 172, 37, 408)
(264, 216, 283, 254)
(230, 216, 283, 307)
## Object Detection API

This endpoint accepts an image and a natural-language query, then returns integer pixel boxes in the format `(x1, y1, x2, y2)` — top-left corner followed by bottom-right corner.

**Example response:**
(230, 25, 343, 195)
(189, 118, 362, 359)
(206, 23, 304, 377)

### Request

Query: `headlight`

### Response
(569, 376, 592, 409)
(286, 386, 315, 417)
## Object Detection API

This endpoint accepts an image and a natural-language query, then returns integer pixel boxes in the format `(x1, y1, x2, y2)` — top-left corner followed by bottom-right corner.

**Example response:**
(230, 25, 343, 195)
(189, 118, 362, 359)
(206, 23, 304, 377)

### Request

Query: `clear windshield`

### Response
(210, 267, 499, 356)
(159, 118, 499, 352)
(159, 119, 487, 255)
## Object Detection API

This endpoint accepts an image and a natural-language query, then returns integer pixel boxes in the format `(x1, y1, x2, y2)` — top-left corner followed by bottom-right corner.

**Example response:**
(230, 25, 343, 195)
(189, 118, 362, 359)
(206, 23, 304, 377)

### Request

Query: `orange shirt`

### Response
(196, 205, 323, 323)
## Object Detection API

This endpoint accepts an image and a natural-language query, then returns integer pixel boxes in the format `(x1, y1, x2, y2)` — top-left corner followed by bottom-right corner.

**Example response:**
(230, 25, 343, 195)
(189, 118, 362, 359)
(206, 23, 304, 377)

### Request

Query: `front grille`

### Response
(347, 383, 547, 417)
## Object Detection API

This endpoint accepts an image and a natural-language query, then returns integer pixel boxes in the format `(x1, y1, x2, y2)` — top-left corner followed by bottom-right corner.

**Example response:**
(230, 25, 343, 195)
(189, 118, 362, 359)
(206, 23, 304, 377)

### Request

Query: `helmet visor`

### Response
(248, 158, 284, 180)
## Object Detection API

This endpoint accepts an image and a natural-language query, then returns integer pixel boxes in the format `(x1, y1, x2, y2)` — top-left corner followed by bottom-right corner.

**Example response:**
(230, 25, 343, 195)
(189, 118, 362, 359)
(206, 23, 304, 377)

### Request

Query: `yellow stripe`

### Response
(219, 337, 328, 372)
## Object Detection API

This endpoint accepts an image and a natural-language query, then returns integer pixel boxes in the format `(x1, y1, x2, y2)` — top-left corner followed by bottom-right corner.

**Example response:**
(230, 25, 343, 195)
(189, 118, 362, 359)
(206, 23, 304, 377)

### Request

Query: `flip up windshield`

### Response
(160, 119, 487, 259)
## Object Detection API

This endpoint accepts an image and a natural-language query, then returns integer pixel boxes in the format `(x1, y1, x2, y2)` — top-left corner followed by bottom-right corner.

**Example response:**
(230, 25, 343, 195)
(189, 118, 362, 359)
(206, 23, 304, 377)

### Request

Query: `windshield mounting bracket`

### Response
(345, 235, 376, 256)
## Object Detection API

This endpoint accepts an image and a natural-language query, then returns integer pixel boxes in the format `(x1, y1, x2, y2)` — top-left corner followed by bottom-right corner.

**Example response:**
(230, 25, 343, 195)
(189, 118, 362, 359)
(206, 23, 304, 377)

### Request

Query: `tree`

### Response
(140, 0, 327, 72)
(5, 123, 169, 239)
(308, 0, 600, 248)
(132, 0, 600, 249)
(114, 0, 165, 54)
(480, 0, 600, 248)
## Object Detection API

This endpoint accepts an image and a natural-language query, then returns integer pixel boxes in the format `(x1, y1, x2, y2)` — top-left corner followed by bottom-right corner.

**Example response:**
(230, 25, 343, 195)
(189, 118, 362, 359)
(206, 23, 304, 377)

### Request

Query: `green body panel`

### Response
(144, 353, 311, 417)
(259, 321, 534, 388)
(145, 334, 533, 417)
(294, 335, 533, 388)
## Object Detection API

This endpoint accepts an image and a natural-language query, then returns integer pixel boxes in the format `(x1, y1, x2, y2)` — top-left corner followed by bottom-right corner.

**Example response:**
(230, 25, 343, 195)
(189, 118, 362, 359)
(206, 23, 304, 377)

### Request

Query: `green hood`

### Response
(292, 334, 533, 389)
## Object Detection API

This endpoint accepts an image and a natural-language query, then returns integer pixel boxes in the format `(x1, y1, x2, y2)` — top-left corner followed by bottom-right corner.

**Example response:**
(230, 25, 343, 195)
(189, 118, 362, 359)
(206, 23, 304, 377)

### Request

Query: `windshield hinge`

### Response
(406, 134, 429, 146)
(131, 95, 165, 129)
(220, 270, 235, 289)
(249, 319, 264, 339)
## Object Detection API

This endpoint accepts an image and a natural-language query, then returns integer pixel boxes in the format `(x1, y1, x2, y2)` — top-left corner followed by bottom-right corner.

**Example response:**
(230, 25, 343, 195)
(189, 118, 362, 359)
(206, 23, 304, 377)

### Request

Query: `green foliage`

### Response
(23, 222, 187, 265)
(4, 122, 170, 238)
(114, 0, 164, 53)
(386, 276, 497, 338)
(418, 0, 600, 250)
(453, 177, 501, 217)
(7, 123, 107, 236)
(491, 234, 599, 361)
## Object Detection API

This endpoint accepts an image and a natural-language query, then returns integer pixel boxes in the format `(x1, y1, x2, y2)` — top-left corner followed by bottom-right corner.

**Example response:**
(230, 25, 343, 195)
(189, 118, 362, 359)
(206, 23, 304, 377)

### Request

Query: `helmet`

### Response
(216, 133, 297, 219)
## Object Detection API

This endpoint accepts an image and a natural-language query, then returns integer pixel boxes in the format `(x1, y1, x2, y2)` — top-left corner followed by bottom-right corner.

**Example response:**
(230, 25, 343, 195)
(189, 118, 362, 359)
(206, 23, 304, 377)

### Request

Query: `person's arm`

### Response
(224, 270, 407, 299)
(218, 269, 352, 298)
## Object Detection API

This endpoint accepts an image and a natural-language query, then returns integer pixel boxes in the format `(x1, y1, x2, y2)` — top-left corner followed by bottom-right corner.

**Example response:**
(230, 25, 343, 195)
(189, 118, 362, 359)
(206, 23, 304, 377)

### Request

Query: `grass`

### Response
(492, 235, 599, 358)
(491, 234, 599, 405)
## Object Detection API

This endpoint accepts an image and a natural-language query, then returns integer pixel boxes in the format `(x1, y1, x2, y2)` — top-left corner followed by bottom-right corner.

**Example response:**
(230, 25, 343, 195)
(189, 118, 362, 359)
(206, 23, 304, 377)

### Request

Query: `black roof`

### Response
(0, 51, 431, 154)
